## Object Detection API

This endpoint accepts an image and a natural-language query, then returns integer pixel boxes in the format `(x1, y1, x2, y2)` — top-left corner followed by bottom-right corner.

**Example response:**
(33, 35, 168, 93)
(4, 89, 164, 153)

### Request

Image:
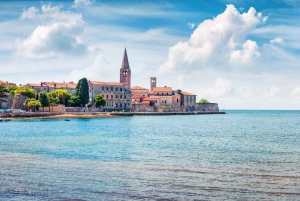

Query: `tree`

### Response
(0, 84, 8, 102)
(24, 98, 42, 111)
(15, 86, 36, 98)
(39, 91, 50, 112)
(7, 85, 18, 95)
(199, 98, 210, 104)
(55, 89, 72, 106)
(177, 89, 182, 93)
(94, 94, 106, 107)
(36, 92, 39, 100)
(76, 78, 89, 106)
(68, 96, 81, 107)
(48, 91, 60, 107)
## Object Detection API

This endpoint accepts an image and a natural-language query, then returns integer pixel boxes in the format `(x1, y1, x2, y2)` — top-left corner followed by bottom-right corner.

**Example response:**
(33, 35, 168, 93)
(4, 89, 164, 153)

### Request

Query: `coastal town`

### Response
(0, 49, 220, 116)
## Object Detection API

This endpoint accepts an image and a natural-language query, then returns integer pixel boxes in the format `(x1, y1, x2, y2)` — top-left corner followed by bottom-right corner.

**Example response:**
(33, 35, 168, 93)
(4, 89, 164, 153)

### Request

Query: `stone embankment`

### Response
(1, 111, 226, 119)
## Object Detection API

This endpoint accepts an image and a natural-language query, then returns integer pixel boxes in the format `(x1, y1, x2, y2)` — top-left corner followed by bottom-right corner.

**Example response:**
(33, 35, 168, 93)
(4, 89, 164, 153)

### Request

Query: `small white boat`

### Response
(65, 118, 70, 121)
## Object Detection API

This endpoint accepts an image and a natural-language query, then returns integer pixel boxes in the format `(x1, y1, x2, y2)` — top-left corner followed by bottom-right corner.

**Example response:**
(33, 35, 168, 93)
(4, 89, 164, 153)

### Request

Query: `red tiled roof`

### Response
(149, 95, 172, 99)
(27, 83, 41, 87)
(132, 94, 141, 99)
(181, 91, 197, 96)
(131, 86, 148, 90)
(89, 81, 126, 86)
(153, 87, 172, 92)
(45, 82, 77, 89)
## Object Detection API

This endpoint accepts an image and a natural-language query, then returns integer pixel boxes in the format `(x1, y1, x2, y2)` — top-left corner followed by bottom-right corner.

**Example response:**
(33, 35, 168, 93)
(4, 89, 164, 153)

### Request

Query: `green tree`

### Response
(177, 89, 182, 93)
(7, 85, 18, 95)
(94, 94, 106, 107)
(15, 86, 36, 98)
(68, 96, 81, 107)
(36, 92, 39, 100)
(199, 98, 210, 104)
(0, 84, 8, 102)
(39, 91, 50, 112)
(76, 78, 89, 106)
(24, 98, 42, 111)
(55, 89, 72, 106)
(48, 91, 60, 107)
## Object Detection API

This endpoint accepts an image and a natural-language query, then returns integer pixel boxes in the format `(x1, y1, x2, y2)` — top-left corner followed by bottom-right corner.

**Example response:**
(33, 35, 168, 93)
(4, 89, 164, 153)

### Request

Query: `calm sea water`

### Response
(0, 110, 299, 200)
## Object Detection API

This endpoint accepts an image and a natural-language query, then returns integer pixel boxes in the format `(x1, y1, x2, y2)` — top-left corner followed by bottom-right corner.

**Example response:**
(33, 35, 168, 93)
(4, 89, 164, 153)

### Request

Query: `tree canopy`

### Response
(68, 96, 81, 107)
(76, 78, 89, 106)
(94, 94, 106, 107)
(24, 98, 42, 108)
(0, 84, 8, 102)
(48, 91, 60, 106)
(39, 91, 50, 111)
(15, 86, 36, 98)
(55, 89, 72, 106)
(199, 98, 210, 104)
(7, 85, 18, 95)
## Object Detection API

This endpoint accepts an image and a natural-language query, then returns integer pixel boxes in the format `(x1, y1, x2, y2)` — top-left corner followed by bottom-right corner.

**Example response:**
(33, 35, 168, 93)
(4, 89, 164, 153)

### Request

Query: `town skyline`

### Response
(1, 0, 300, 109)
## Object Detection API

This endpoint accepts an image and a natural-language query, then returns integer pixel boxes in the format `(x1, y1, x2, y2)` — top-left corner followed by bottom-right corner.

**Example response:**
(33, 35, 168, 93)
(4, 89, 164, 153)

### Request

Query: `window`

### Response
(162, 93, 164, 95)
(157, 93, 159, 95)
(167, 93, 168, 95)
(165, 100, 166, 103)
(120, 103, 122, 108)
(124, 95, 126, 99)
(102, 87, 104, 90)
(111, 87, 113, 91)
(116, 88, 118, 91)
(106, 87, 108, 91)
(124, 89, 126, 91)
(111, 95, 113, 99)
(155, 100, 157, 103)
(120, 88, 123, 91)
(116, 103, 118, 107)
(120, 95, 122, 99)
(106, 95, 108, 99)
(177, 99, 179, 103)
(116, 95, 118, 99)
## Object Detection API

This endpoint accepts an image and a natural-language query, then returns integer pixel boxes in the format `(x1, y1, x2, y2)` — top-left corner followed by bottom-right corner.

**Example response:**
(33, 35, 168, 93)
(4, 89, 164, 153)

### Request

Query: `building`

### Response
(27, 81, 77, 95)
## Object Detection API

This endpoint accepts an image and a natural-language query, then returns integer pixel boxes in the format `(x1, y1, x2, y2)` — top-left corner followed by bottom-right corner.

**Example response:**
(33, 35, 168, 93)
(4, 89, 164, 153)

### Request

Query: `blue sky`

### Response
(0, 0, 300, 109)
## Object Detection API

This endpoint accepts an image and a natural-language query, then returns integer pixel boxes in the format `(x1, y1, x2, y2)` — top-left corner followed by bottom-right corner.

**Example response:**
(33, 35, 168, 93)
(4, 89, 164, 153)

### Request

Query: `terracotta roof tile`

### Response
(181, 91, 197, 96)
(153, 87, 172, 92)
(131, 86, 148, 90)
(90, 81, 126, 86)
(27, 83, 42, 87)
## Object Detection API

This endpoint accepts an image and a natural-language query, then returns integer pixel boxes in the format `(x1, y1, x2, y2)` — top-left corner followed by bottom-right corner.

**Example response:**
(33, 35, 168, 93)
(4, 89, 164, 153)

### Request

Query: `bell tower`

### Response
(150, 77, 156, 91)
(120, 48, 131, 89)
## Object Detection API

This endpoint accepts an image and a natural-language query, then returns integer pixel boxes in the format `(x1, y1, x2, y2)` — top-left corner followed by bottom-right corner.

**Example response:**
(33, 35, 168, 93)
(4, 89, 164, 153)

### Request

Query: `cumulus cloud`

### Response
(160, 4, 265, 73)
(291, 86, 300, 97)
(17, 5, 87, 58)
(68, 54, 116, 82)
(74, 0, 91, 6)
(264, 86, 281, 97)
(197, 78, 233, 98)
(270, 37, 284, 45)
(187, 23, 195, 29)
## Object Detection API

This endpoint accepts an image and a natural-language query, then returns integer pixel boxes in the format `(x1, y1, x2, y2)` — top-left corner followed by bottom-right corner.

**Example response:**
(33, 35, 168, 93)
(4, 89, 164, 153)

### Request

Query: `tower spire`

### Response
(121, 48, 130, 69)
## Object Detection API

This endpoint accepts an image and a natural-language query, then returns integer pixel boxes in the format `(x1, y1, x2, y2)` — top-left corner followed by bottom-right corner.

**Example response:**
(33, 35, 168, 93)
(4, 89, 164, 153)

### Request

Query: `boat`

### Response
(0, 118, 2, 122)
(65, 118, 70, 121)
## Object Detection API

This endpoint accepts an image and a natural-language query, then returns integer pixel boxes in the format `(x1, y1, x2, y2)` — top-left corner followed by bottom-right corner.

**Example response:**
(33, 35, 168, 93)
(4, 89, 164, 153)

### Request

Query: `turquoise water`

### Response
(0, 110, 299, 200)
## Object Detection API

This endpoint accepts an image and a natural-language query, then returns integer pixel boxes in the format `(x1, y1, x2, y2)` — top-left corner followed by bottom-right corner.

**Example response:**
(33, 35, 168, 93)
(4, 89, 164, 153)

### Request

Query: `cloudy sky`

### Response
(0, 0, 300, 109)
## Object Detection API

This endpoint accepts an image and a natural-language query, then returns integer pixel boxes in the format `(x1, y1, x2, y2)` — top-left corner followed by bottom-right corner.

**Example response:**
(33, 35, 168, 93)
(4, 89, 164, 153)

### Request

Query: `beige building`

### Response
(27, 81, 77, 95)
(88, 81, 132, 110)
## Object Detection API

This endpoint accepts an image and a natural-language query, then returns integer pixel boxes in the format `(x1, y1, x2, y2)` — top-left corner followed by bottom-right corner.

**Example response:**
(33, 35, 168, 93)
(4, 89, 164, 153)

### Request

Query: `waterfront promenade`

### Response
(0, 111, 226, 119)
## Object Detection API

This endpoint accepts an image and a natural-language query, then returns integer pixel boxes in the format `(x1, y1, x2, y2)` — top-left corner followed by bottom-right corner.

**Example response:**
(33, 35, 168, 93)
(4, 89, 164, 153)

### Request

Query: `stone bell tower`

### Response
(120, 48, 131, 89)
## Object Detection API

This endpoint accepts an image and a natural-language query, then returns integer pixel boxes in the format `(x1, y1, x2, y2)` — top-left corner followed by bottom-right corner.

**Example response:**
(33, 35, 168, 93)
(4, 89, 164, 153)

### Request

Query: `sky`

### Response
(0, 0, 300, 110)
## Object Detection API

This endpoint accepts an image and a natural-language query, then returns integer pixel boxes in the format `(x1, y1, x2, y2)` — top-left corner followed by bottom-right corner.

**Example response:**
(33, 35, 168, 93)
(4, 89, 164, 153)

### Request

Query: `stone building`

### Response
(27, 81, 77, 95)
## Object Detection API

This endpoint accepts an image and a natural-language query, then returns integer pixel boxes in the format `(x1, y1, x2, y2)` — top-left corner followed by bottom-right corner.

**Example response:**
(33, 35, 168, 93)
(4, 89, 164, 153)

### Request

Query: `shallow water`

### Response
(0, 110, 299, 200)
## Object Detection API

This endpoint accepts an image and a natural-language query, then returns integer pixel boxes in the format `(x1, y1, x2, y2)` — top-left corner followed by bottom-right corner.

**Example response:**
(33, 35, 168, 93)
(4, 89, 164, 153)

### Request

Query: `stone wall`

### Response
(65, 107, 103, 112)
(196, 103, 219, 112)
(0, 93, 13, 109)
(12, 94, 27, 110)
(42, 105, 65, 113)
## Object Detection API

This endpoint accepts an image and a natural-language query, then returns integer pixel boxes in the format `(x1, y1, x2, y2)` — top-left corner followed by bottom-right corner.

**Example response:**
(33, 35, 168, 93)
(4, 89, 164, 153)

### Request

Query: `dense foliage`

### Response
(94, 94, 106, 107)
(48, 91, 60, 106)
(0, 84, 8, 102)
(55, 89, 72, 106)
(76, 78, 89, 106)
(39, 91, 50, 111)
(199, 98, 210, 104)
(15, 86, 36, 98)
(7, 85, 18, 95)
(68, 96, 81, 107)
(24, 98, 42, 109)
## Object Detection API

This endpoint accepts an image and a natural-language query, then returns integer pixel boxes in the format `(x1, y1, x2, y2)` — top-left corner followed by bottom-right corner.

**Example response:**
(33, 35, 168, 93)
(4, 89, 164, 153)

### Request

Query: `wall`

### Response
(42, 105, 65, 113)
(12, 94, 27, 110)
(196, 103, 219, 112)
(0, 93, 13, 109)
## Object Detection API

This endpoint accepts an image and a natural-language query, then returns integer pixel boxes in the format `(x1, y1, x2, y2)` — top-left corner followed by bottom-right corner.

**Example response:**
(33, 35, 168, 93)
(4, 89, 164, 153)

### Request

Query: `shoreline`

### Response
(0, 111, 226, 119)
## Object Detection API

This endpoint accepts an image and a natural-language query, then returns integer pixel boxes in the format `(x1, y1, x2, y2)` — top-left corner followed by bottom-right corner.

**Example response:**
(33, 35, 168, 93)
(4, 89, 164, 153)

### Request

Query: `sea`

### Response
(0, 110, 299, 200)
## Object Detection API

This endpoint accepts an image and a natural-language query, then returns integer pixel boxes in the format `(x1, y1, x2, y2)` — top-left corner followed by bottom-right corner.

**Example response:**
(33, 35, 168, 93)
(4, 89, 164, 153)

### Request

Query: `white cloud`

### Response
(197, 78, 233, 98)
(270, 37, 284, 45)
(74, 0, 91, 6)
(230, 40, 260, 66)
(187, 23, 195, 29)
(20, 6, 39, 19)
(17, 5, 87, 58)
(264, 86, 281, 97)
(291, 86, 300, 97)
(160, 4, 265, 73)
